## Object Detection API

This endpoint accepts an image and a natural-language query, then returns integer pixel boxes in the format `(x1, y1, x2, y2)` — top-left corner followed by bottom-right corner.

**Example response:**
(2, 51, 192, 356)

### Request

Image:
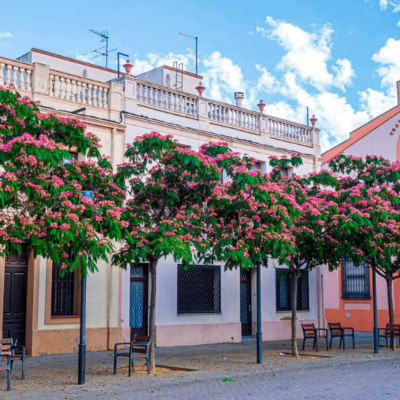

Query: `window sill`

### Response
(44, 316, 81, 325)
(177, 313, 222, 316)
(341, 298, 371, 301)
(276, 310, 310, 313)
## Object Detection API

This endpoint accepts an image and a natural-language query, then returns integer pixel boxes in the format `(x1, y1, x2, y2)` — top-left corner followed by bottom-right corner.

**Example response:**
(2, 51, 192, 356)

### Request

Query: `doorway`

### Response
(129, 264, 148, 340)
(2, 253, 28, 346)
(240, 270, 252, 336)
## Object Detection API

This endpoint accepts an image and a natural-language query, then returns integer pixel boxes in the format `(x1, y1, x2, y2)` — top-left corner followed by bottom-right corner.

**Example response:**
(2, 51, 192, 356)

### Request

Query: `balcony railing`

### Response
(0, 55, 316, 146)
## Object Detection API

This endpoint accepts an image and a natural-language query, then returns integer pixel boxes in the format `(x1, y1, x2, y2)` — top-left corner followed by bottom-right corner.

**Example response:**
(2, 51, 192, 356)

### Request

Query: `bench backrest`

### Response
(133, 335, 150, 344)
(302, 323, 316, 337)
(329, 322, 343, 335)
(387, 324, 400, 334)
(0, 339, 12, 356)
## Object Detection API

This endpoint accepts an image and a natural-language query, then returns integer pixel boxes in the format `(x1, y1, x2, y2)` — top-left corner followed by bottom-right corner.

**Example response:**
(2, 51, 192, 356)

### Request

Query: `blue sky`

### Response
(2, 0, 400, 151)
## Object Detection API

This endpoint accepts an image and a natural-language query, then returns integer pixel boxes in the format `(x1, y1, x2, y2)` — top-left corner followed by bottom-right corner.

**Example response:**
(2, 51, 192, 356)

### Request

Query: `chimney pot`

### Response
(234, 91, 244, 107)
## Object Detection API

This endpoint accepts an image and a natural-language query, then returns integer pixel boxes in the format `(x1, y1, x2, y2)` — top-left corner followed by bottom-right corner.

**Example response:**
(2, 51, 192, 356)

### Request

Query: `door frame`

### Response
(240, 270, 252, 336)
(0, 251, 39, 356)
(130, 263, 149, 340)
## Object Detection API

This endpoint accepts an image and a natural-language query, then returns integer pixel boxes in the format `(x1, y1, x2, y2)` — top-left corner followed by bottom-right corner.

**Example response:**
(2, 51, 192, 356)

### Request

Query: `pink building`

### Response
(322, 81, 400, 332)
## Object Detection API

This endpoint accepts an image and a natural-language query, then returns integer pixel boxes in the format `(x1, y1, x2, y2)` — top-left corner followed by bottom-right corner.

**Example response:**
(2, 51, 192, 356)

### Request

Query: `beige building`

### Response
(0, 48, 323, 356)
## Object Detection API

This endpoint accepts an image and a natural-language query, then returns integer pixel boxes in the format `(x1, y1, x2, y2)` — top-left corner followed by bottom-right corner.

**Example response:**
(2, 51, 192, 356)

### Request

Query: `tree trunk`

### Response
(291, 270, 299, 357)
(387, 275, 394, 324)
(149, 258, 158, 373)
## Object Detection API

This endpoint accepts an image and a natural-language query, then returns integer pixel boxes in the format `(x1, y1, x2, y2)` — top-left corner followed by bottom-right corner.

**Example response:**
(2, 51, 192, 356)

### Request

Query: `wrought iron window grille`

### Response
(276, 269, 310, 312)
(51, 251, 80, 317)
(341, 258, 371, 299)
(177, 265, 221, 314)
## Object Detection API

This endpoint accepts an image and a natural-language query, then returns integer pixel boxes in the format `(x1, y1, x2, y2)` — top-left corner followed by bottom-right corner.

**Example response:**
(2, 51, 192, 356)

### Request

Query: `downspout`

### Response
(317, 265, 321, 329)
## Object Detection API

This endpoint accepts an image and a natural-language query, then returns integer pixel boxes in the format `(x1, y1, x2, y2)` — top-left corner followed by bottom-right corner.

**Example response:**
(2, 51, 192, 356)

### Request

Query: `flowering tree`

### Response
(0, 87, 124, 275)
(198, 143, 299, 270)
(269, 154, 367, 356)
(329, 154, 400, 324)
(113, 133, 222, 372)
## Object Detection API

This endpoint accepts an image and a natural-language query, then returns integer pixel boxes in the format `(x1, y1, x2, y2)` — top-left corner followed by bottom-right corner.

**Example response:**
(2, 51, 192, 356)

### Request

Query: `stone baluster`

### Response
(26, 70, 32, 91)
(92, 85, 98, 106)
(5, 65, 11, 85)
(64, 79, 71, 100)
(178, 95, 183, 112)
(19, 68, 25, 90)
(83, 83, 89, 104)
(12, 66, 18, 87)
(98, 87, 104, 107)
(70, 80, 76, 101)
(148, 87, 153, 105)
(54, 76, 60, 98)
(103, 88, 108, 108)
(142, 85, 148, 103)
(87, 84, 93, 105)
(182, 96, 187, 113)
(167, 92, 172, 109)
(49, 75, 54, 96)
(136, 83, 142, 101)
(76, 81, 82, 102)
(226, 108, 231, 124)
(193, 98, 197, 115)
(59, 77, 66, 99)
(163, 91, 168, 108)
(0, 63, 4, 85)
(153, 88, 158, 106)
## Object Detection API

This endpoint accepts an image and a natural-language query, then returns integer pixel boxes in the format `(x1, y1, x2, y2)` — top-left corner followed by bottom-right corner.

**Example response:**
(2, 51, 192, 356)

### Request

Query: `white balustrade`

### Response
(0, 58, 34, 91)
(135, 79, 198, 117)
(48, 71, 110, 108)
(268, 117, 312, 144)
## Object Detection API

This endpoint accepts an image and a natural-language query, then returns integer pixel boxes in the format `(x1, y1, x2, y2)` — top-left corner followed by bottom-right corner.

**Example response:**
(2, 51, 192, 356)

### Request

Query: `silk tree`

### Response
(268, 154, 367, 356)
(328, 154, 400, 324)
(113, 133, 223, 372)
(0, 86, 124, 275)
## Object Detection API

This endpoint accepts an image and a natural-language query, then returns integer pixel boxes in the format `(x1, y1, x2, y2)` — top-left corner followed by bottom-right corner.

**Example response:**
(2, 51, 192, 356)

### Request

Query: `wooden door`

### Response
(240, 270, 252, 336)
(3, 253, 28, 346)
(130, 264, 148, 340)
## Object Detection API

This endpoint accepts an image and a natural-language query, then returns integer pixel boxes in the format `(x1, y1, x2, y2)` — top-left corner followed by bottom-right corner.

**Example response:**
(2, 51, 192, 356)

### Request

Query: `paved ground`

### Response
(1, 333, 400, 399)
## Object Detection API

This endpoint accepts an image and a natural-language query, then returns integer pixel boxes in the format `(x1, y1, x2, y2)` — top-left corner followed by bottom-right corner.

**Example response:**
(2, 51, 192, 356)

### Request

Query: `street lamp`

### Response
(78, 190, 93, 385)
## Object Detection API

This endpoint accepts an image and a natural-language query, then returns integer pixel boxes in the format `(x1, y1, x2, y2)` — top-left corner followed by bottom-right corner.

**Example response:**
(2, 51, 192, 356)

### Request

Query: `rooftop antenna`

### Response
(86, 29, 116, 69)
(179, 32, 198, 75)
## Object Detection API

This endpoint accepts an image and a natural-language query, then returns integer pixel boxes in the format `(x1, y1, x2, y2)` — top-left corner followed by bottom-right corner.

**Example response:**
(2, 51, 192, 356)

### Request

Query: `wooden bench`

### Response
(378, 323, 400, 349)
(114, 335, 151, 376)
(329, 322, 355, 350)
(301, 323, 329, 352)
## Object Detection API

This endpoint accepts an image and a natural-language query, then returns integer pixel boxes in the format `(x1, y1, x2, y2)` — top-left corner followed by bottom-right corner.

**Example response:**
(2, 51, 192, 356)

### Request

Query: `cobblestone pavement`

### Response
(1, 333, 400, 399)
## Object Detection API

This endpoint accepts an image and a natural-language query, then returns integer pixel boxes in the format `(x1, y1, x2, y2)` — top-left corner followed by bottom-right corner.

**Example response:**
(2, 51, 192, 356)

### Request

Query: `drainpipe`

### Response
(317, 266, 321, 329)
(373, 266, 379, 354)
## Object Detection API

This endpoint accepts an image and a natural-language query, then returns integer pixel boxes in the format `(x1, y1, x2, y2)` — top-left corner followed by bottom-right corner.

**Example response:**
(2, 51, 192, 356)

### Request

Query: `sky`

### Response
(1, 0, 400, 152)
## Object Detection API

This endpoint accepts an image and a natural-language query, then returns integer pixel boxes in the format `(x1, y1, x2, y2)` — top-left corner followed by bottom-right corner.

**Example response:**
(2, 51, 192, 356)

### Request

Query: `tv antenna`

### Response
(85, 29, 117, 68)
(179, 32, 198, 75)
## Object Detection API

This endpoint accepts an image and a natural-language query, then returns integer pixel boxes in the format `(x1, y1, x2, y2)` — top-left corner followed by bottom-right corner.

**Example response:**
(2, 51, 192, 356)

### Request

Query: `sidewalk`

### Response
(1, 332, 399, 399)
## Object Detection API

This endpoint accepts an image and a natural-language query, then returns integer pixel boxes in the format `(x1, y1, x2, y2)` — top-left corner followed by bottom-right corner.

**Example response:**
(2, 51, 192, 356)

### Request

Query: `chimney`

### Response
(234, 92, 244, 107)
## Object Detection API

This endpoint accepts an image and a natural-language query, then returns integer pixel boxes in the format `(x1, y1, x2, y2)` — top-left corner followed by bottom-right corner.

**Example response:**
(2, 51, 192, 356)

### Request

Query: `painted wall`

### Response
(123, 115, 322, 346)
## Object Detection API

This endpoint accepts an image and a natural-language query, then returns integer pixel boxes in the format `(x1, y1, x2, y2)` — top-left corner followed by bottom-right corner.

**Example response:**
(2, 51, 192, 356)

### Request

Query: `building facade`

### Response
(322, 80, 400, 332)
(1, 48, 323, 355)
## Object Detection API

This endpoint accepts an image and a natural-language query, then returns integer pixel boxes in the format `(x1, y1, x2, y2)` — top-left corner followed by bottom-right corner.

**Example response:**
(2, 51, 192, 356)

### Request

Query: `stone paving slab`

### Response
(0, 332, 399, 399)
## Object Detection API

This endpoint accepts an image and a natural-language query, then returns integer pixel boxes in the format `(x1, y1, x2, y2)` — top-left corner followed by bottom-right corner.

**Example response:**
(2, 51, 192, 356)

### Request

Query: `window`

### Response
(342, 258, 370, 299)
(177, 265, 221, 314)
(166, 74, 171, 88)
(51, 252, 80, 317)
(276, 269, 309, 312)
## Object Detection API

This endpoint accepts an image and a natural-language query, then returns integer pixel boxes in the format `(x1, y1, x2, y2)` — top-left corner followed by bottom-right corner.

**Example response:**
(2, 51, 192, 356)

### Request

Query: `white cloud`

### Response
(332, 59, 356, 91)
(76, 53, 93, 63)
(202, 51, 248, 105)
(380, 0, 400, 12)
(0, 32, 12, 38)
